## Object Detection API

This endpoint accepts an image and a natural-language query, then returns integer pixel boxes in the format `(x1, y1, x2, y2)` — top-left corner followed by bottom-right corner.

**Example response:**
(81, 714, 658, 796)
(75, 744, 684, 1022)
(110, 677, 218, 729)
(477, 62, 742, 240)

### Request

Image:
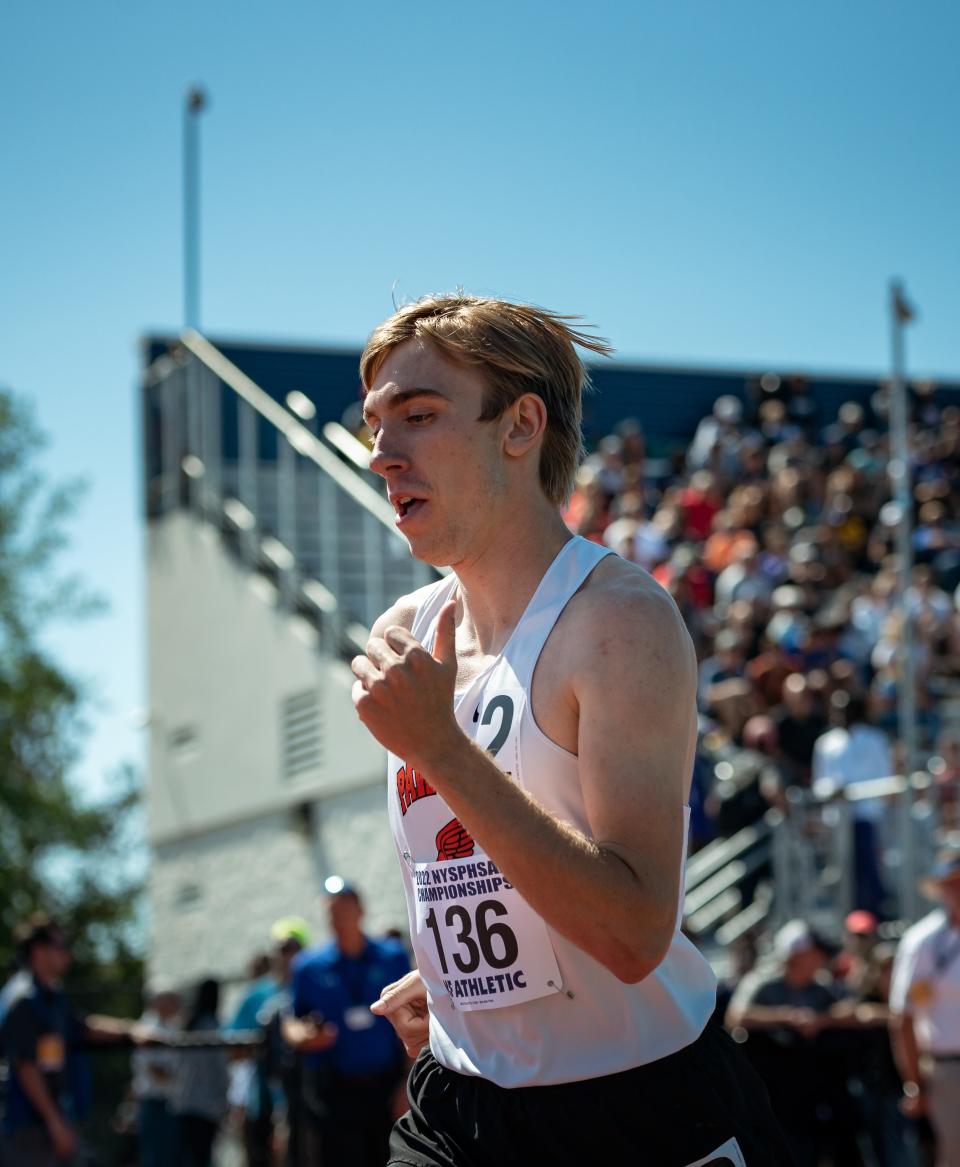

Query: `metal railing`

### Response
(770, 771, 939, 934)
(684, 819, 773, 941)
(143, 332, 442, 652)
(684, 770, 942, 946)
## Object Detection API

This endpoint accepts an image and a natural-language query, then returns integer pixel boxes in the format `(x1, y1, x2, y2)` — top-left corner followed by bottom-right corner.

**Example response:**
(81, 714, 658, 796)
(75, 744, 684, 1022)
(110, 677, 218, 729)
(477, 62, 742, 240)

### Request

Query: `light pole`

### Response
(888, 279, 919, 916)
(183, 85, 208, 332)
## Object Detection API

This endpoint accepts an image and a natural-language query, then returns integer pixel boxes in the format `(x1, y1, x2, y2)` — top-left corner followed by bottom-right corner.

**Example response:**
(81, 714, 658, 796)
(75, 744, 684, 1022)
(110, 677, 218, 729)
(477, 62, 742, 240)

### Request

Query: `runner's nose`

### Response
(369, 431, 409, 477)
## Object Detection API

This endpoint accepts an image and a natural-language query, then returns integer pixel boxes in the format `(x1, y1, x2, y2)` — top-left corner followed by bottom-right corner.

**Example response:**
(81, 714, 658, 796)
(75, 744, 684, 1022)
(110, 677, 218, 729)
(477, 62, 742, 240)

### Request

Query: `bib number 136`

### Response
(424, 899, 519, 975)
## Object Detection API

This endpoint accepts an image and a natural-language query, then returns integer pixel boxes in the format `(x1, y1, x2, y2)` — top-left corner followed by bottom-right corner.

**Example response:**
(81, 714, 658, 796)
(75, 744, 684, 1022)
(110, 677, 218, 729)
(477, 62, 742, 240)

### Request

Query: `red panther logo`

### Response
(436, 818, 475, 860)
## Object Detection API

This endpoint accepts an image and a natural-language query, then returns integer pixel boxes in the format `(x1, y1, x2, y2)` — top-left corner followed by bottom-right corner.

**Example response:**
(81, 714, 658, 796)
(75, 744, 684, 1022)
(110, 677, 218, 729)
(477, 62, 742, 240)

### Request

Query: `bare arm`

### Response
(890, 1011, 926, 1107)
(354, 578, 695, 983)
(12, 1061, 76, 1158)
(280, 1015, 339, 1053)
(83, 1014, 137, 1043)
(724, 1001, 825, 1039)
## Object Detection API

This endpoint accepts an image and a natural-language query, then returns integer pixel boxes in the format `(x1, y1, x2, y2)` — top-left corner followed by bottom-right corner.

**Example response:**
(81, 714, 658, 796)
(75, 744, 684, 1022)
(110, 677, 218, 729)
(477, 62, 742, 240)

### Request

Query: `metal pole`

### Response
(183, 86, 208, 331)
(889, 278, 919, 915)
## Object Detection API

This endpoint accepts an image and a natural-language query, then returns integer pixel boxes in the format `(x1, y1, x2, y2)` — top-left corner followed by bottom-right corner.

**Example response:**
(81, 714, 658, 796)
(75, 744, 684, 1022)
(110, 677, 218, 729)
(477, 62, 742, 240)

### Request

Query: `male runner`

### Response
(351, 294, 790, 1166)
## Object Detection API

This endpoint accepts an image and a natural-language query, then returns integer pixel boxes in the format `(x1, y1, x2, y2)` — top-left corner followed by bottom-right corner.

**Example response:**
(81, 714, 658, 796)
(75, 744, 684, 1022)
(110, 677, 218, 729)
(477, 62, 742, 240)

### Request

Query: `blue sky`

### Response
(2, 0, 958, 803)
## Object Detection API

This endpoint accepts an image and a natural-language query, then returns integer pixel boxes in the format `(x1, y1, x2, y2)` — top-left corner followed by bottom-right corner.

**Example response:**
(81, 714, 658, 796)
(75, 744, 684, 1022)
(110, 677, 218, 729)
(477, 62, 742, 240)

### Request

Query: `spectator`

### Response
(714, 536, 774, 615)
(890, 844, 960, 1166)
(931, 729, 960, 833)
(601, 490, 668, 570)
(171, 978, 229, 1167)
(561, 466, 609, 541)
(615, 417, 645, 476)
(226, 951, 280, 1167)
(726, 920, 848, 1167)
(835, 942, 920, 1167)
(677, 470, 723, 541)
(247, 918, 310, 1167)
(812, 691, 894, 916)
(583, 433, 625, 497)
(0, 913, 141, 1167)
(687, 394, 747, 476)
(833, 910, 880, 987)
(131, 984, 182, 1167)
(772, 673, 826, 787)
(697, 630, 747, 715)
(703, 509, 759, 577)
(284, 885, 409, 1167)
(907, 564, 954, 643)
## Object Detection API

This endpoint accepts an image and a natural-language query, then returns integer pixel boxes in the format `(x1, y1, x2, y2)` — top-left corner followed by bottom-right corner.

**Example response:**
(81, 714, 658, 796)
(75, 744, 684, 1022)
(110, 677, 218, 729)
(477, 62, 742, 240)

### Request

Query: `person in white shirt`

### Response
(131, 986, 182, 1167)
(890, 846, 960, 1165)
(812, 692, 894, 917)
(350, 293, 791, 1166)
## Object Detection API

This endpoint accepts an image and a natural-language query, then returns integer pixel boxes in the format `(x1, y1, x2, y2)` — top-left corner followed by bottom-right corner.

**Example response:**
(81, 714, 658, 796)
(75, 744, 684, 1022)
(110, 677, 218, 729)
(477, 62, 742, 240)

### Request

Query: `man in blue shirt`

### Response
(285, 886, 408, 1167)
(0, 914, 141, 1167)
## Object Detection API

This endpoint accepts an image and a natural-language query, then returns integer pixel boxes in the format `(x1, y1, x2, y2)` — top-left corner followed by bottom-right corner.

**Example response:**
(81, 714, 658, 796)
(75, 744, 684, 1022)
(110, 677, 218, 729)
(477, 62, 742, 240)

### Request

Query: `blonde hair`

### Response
(360, 293, 613, 506)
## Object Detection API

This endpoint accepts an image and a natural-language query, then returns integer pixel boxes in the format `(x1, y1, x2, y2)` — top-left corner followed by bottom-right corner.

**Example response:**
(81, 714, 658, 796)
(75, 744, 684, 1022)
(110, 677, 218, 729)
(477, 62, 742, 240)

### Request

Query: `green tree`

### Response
(0, 384, 142, 989)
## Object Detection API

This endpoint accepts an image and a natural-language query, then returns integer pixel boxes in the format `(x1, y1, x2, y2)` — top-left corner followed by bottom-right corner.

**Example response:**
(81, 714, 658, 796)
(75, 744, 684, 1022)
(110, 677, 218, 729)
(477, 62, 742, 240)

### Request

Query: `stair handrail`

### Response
(179, 331, 400, 538)
(322, 420, 375, 473)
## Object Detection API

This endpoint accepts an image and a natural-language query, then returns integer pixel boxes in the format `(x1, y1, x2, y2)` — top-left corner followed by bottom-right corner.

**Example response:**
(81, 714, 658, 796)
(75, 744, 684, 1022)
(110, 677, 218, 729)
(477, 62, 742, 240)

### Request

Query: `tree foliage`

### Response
(0, 386, 141, 989)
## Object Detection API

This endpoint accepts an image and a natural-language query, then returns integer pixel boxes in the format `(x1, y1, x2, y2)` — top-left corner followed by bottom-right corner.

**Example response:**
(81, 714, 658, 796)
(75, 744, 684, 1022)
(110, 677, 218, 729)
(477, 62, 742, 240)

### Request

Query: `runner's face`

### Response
(364, 339, 509, 567)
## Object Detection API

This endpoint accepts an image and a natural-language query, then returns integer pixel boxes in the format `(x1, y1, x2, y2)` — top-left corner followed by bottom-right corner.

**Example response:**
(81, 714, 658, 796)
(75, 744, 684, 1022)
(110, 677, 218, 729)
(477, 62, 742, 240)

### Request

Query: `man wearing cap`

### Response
(890, 845, 960, 1163)
(0, 914, 143, 1167)
(726, 920, 847, 1167)
(227, 920, 309, 1167)
(284, 886, 408, 1167)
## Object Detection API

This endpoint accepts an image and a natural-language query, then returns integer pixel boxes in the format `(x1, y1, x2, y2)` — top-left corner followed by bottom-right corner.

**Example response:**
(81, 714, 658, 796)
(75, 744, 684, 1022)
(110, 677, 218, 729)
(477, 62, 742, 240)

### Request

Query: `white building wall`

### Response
(146, 510, 409, 990)
(149, 792, 410, 990)
(147, 510, 384, 842)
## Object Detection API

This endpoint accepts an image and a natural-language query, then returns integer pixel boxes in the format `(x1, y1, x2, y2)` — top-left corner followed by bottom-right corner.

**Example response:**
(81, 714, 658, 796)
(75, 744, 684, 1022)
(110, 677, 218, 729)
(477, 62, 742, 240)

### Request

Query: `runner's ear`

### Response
(432, 601, 457, 669)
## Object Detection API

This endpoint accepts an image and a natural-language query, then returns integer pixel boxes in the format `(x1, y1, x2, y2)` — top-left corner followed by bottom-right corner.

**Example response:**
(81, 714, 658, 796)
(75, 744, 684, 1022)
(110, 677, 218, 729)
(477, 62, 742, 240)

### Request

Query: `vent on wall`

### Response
(168, 724, 200, 761)
(174, 883, 202, 910)
(281, 689, 323, 779)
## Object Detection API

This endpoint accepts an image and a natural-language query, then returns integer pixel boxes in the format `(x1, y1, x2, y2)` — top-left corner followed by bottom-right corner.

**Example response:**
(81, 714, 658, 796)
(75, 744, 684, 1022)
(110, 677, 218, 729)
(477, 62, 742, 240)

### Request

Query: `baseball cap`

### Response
(844, 910, 878, 936)
(772, 919, 819, 961)
(270, 916, 311, 948)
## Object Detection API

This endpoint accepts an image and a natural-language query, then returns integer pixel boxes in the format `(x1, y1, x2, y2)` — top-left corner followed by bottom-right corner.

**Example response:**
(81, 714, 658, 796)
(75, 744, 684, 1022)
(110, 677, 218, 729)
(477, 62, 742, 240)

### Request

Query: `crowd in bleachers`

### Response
(565, 377, 960, 858)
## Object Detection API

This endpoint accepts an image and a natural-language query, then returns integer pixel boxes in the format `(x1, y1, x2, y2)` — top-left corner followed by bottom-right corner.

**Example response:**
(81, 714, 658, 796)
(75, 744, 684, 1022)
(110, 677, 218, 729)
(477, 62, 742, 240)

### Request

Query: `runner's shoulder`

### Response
(563, 554, 696, 673)
(370, 579, 447, 638)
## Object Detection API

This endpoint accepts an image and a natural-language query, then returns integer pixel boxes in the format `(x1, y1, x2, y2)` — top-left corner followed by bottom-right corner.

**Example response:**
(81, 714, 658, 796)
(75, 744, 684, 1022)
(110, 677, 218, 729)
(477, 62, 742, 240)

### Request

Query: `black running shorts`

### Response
(388, 1022, 794, 1166)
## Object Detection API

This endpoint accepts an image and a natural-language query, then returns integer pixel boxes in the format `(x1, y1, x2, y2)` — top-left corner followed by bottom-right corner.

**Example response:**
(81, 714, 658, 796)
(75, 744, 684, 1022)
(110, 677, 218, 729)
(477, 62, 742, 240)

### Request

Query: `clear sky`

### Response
(2, 0, 958, 802)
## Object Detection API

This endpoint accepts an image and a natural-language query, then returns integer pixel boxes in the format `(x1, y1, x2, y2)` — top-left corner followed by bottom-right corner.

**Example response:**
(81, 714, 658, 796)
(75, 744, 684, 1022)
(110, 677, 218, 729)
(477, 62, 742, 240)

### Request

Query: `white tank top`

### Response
(387, 536, 716, 1087)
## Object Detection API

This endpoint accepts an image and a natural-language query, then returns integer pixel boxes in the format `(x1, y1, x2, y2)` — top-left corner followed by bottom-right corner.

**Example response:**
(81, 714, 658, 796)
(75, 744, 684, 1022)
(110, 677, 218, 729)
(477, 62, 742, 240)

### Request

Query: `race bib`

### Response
(413, 852, 563, 1011)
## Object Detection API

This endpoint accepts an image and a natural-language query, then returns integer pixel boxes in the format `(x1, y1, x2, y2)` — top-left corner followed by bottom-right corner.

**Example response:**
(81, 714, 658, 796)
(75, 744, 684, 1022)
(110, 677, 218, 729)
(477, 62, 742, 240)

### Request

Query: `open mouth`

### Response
(393, 495, 427, 521)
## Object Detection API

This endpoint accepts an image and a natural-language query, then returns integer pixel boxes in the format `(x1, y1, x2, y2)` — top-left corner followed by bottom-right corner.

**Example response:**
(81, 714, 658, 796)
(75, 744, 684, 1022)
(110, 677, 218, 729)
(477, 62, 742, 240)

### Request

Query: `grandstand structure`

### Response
(141, 333, 960, 985)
